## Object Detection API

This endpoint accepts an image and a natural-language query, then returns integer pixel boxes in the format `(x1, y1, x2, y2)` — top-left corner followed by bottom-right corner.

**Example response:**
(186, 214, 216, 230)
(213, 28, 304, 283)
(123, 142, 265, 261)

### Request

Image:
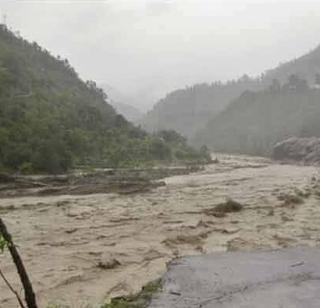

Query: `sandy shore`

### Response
(0, 155, 319, 307)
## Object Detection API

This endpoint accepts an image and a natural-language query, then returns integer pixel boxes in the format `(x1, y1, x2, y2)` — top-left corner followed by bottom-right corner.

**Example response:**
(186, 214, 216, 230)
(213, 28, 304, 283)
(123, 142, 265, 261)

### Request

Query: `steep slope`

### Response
(194, 81, 320, 156)
(140, 77, 263, 139)
(0, 26, 209, 173)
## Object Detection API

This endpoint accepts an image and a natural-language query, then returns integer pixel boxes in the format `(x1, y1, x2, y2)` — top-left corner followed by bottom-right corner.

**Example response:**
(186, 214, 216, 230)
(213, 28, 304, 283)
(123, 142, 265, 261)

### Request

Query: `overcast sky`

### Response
(1, 0, 320, 110)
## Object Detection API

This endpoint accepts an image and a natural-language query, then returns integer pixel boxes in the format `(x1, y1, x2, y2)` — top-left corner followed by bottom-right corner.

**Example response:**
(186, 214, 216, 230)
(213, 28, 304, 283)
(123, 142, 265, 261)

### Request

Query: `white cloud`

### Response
(1, 0, 320, 109)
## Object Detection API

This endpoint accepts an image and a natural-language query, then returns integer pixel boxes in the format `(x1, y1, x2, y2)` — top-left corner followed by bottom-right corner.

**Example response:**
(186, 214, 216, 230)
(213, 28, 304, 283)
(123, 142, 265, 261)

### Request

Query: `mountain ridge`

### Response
(194, 76, 320, 155)
(0, 26, 209, 173)
(140, 43, 320, 141)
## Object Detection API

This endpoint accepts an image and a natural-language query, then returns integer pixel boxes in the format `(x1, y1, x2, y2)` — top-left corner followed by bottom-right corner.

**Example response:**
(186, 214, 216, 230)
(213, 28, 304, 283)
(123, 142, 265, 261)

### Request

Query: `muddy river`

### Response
(0, 155, 319, 307)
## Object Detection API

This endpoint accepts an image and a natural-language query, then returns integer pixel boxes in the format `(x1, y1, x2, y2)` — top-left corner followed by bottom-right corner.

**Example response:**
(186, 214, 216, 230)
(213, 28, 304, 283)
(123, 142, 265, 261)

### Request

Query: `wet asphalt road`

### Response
(149, 247, 320, 308)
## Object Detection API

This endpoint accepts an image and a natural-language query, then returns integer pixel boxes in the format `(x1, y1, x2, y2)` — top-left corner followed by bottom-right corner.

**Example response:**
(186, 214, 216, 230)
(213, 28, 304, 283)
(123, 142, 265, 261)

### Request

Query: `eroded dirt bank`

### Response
(0, 155, 319, 307)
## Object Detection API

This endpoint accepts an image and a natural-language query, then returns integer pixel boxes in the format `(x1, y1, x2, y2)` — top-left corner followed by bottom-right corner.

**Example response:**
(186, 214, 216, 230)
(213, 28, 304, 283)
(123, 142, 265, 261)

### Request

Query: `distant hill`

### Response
(109, 101, 142, 123)
(194, 78, 320, 156)
(140, 44, 320, 141)
(192, 44, 320, 155)
(99, 84, 143, 122)
(140, 77, 263, 139)
(263, 45, 320, 85)
(100, 83, 161, 113)
(0, 26, 209, 173)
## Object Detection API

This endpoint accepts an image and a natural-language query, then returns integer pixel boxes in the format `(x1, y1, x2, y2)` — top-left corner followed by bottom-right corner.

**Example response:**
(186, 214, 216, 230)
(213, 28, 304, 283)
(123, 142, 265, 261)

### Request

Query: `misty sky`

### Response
(1, 0, 320, 110)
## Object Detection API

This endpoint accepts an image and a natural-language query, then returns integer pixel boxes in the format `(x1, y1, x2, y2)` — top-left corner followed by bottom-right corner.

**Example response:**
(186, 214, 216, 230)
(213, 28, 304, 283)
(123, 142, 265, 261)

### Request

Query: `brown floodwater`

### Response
(0, 154, 319, 307)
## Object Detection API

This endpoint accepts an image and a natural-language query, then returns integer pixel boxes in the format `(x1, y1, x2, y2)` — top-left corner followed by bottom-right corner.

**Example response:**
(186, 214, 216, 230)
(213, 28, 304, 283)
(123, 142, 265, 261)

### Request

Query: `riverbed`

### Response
(0, 154, 319, 307)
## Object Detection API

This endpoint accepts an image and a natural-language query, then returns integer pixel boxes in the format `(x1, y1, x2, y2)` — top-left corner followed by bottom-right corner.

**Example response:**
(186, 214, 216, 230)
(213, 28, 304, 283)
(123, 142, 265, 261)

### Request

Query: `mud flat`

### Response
(0, 155, 320, 307)
(0, 166, 202, 198)
(150, 247, 320, 308)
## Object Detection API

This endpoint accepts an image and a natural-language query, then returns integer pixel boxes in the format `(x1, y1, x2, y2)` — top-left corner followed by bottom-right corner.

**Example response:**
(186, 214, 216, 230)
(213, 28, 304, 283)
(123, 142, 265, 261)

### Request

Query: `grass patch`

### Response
(102, 279, 162, 308)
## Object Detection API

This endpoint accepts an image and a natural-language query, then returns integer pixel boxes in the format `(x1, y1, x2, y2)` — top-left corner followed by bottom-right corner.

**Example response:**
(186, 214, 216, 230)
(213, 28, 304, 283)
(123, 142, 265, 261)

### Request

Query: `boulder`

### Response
(273, 137, 320, 164)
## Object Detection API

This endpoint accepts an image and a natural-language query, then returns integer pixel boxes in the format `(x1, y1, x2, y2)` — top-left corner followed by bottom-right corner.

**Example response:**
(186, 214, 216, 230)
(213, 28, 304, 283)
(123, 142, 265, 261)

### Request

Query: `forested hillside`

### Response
(140, 44, 320, 141)
(263, 45, 320, 85)
(140, 77, 263, 139)
(194, 76, 320, 156)
(0, 26, 209, 173)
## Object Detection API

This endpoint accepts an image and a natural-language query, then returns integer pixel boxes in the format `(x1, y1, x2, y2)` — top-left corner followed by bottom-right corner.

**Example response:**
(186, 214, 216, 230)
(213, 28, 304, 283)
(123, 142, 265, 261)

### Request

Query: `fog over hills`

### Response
(194, 45, 320, 155)
(3, 0, 320, 111)
(100, 83, 143, 122)
(0, 26, 209, 173)
(140, 77, 263, 138)
(141, 43, 320, 149)
(263, 44, 320, 84)
(110, 101, 143, 123)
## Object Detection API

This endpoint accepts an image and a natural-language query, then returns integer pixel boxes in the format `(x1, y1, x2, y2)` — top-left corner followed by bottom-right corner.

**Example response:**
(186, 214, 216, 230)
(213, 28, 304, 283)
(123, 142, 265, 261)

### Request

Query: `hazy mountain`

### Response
(140, 44, 320, 141)
(263, 44, 320, 85)
(99, 84, 144, 122)
(194, 77, 320, 156)
(100, 83, 162, 112)
(110, 100, 142, 123)
(140, 77, 264, 139)
(192, 44, 320, 155)
(0, 26, 209, 173)
(99, 83, 130, 105)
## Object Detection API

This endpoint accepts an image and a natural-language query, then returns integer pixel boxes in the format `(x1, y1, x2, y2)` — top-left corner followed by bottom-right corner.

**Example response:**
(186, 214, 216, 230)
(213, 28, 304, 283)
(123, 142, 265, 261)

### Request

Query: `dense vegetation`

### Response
(140, 76, 263, 139)
(141, 44, 320, 142)
(0, 26, 209, 174)
(194, 75, 320, 156)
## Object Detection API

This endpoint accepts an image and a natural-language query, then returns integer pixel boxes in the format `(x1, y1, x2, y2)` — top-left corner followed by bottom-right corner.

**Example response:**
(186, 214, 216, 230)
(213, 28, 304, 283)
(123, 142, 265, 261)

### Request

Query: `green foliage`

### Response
(0, 235, 8, 253)
(0, 27, 209, 173)
(195, 75, 320, 156)
(141, 77, 264, 139)
(102, 279, 161, 308)
(142, 43, 320, 142)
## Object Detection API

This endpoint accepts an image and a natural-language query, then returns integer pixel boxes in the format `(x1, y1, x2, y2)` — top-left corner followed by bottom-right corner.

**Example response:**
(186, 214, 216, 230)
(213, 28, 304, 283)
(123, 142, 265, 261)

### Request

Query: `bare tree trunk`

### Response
(0, 218, 38, 308)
